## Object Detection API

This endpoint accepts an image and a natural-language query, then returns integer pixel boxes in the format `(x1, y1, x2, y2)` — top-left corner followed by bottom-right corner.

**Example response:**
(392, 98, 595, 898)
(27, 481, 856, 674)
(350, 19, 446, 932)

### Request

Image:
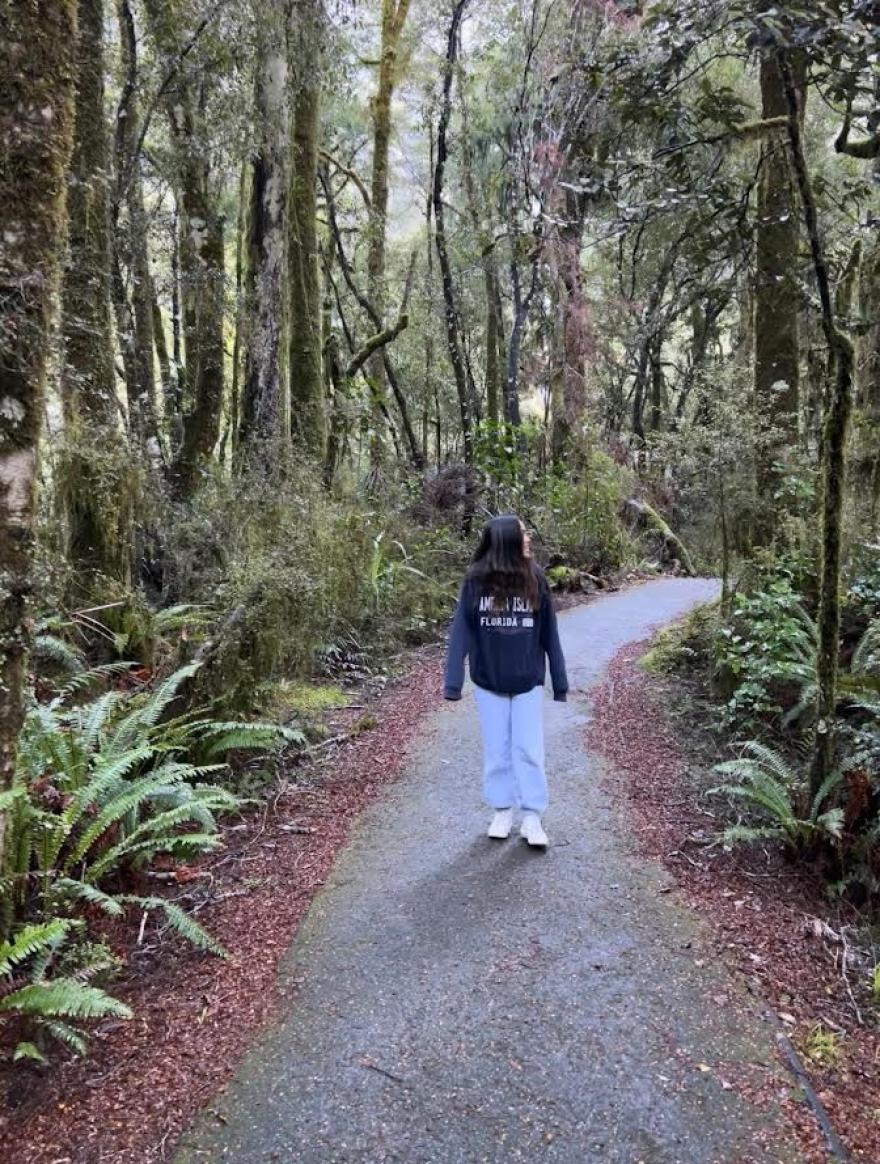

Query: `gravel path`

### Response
(177, 578, 797, 1163)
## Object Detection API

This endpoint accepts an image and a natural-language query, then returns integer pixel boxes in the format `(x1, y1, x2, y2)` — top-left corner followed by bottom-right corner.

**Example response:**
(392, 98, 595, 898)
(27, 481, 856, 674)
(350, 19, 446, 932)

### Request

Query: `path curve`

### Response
(178, 578, 796, 1163)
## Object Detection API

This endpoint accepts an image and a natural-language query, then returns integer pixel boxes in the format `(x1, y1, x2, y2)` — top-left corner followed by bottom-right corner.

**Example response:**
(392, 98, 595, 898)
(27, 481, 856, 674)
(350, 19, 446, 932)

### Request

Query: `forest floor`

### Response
(588, 642, 880, 1163)
(1, 577, 872, 1162)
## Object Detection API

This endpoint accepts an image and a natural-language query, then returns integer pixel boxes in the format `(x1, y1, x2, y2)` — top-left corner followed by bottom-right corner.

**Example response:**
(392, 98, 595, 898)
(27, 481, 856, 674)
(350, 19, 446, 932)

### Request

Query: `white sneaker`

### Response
(487, 808, 513, 840)
(520, 812, 548, 849)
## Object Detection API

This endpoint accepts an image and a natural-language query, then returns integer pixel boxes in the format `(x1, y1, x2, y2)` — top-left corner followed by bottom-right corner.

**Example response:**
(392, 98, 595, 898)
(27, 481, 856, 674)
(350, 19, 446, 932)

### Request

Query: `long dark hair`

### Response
(467, 514, 539, 610)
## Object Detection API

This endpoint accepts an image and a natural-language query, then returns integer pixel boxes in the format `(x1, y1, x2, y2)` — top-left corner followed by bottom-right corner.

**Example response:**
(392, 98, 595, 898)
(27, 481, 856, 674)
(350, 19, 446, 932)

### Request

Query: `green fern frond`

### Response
(815, 808, 844, 840)
(13, 1040, 47, 1064)
(33, 634, 86, 673)
(42, 1019, 89, 1056)
(852, 618, 880, 674)
(196, 724, 292, 759)
(139, 662, 202, 728)
(720, 824, 783, 845)
(153, 604, 213, 631)
(121, 897, 226, 957)
(810, 769, 843, 818)
(52, 879, 125, 917)
(62, 744, 155, 827)
(88, 832, 223, 881)
(710, 777, 794, 822)
(740, 740, 799, 786)
(0, 920, 71, 977)
(77, 690, 124, 752)
(0, 787, 25, 813)
(64, 770, 188, 869)
(0, 981, 132, 1020)
(58, 662, 135, 700)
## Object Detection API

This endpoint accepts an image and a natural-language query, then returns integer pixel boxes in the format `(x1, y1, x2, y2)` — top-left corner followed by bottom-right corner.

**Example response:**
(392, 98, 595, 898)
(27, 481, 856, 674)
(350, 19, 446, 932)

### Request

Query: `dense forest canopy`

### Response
(1, 0, 880, 1071)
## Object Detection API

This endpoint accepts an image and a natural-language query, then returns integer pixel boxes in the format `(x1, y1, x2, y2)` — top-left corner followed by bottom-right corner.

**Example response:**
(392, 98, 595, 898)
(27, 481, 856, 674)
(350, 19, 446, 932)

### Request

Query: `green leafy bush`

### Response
(715, 577, 816, 726)
(533, 456, 635, 574)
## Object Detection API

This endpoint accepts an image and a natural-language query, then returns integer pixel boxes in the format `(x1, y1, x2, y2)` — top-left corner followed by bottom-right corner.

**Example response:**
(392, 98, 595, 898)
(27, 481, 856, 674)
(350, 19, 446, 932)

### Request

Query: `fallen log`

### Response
(623, 498, 695, 577)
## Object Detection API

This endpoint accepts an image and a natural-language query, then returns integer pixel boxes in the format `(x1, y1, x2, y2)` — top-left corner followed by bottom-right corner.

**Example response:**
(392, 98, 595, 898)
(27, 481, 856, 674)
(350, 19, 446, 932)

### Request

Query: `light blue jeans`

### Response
(473, 684, 547, 814)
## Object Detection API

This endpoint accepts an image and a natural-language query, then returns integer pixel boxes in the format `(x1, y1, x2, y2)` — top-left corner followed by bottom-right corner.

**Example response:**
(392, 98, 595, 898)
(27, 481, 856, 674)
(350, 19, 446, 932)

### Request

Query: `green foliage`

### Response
(534, 457, 635, 575)
(710, 741, 843, 851)
(0, 919, 131, 1062)
(801, 1024, 843, 1068)
(715, 577, 817, 726)
(151, 467, 465, 711)
(0, 658, 298, 1062)
(641, 600, 721, 674)
(3, 660, 297, 929)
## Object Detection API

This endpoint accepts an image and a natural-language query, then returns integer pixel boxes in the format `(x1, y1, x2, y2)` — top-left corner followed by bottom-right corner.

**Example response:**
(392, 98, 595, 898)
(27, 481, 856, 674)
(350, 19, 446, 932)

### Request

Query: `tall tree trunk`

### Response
(288, 0, 325, 457)
(238, 0, 290, 464)
(776, 50, 856, 797)
(0, 0, 78, 872)
(366, 0, 412, 468)
(61, 0, 130, 586)
(115, 0, 158, 454)
(551, 190, 588, 462)
(434, 0, 474, 464)
(144, 0, 225, 496)
(459, 82, 503, 426)
(152, 276, 174, 418)
(230, 160, 248, 463)
(753, 43, 807, 536)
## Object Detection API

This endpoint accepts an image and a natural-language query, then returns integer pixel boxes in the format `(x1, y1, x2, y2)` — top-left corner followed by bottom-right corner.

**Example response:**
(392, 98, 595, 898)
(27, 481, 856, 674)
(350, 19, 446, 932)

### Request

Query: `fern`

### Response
(3, 657, 291, 1066)
(53, 880, 125, 917)
(852, 618, 880, 675)
(120, 897, 226, 957)
(42, 1020, 88, 1057)
(720, 823, 784, 845)
(711, 741, 843, 851)
(0, 981, 132, 1020)
(13, 1040, 47, 1064)
(0, 919, 70, 977)
(33, 634, 86, 674)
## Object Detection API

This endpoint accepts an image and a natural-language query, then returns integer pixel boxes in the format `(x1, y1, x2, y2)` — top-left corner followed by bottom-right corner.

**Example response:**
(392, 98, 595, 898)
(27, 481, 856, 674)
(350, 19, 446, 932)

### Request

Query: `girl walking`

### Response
(443, 515, 568, 849)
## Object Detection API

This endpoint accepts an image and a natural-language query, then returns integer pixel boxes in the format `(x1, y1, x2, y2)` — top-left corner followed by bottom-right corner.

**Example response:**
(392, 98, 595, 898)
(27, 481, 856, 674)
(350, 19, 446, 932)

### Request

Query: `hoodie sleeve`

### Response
(540, 582, 569, 702)
(443, 580, 472, 700)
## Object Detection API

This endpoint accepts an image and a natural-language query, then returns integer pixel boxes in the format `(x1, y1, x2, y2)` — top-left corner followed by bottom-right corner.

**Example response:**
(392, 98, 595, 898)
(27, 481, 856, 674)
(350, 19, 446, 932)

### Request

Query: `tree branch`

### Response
(319, 148, 372, 209)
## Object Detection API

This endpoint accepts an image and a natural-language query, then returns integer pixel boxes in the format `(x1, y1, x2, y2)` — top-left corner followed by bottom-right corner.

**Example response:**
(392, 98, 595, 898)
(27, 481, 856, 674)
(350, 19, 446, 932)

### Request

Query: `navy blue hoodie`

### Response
(443, 568, 568, 701)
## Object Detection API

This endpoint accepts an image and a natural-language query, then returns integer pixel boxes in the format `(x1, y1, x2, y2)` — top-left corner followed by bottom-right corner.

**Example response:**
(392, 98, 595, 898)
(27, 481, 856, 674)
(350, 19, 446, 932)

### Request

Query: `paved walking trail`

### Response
(177, 579, 797, 1163)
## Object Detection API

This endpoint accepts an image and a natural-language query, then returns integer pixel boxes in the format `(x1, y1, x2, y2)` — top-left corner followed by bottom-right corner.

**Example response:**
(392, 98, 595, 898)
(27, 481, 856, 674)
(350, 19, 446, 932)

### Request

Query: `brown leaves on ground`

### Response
(587, 641, 880, 1164)
(0, 648, 444, 1164)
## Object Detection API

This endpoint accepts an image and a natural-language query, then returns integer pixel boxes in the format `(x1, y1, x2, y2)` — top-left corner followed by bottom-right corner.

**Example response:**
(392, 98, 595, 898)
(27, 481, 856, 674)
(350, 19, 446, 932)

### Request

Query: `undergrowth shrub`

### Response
(0, 661, 292, 1063)
(149, 465, 464, 711)
(715, 575, 816, 728)
(532, 453, 636, 574)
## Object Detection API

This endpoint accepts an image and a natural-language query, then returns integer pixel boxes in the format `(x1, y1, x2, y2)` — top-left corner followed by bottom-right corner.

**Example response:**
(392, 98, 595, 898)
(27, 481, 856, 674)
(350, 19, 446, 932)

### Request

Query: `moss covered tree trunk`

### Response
(113, 0, 159, 463)
(460, 84, 503, 428)
(238, 0, 290, 463)
(61, 0, 131, 586)
(775, 48, 856, 796)
(0, 0, 78, 869)
(144, 0, 225, 496)
(551, 190, 588, 463)
(288, 0, 325, 458)
(365, 0, 411, 469)
(434, 0, 474, 464)
(753, 45, 807, 536)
